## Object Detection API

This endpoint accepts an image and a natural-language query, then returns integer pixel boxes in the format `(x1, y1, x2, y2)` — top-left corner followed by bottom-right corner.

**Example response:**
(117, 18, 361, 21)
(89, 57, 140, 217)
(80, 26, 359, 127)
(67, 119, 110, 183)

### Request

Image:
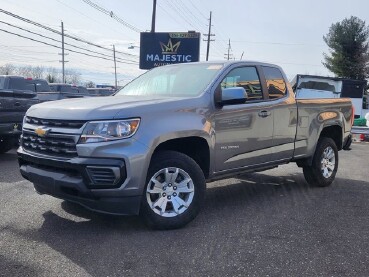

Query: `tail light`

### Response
(359, 134, 365, 141)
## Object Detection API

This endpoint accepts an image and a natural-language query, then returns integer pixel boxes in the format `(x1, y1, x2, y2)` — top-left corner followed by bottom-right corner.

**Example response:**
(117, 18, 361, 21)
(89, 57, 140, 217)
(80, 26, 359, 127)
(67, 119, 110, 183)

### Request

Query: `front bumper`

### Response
(18, 147, 142, 215)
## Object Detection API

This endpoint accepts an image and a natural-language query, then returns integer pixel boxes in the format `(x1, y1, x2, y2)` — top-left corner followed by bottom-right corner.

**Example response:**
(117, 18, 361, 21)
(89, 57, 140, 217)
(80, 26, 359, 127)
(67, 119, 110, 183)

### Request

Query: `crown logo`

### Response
(160, 39, 181, 54)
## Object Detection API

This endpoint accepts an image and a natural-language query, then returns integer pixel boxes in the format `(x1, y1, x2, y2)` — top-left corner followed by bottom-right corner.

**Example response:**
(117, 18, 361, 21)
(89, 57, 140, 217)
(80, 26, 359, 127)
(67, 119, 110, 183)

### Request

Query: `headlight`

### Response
(79, 118, 140, 144)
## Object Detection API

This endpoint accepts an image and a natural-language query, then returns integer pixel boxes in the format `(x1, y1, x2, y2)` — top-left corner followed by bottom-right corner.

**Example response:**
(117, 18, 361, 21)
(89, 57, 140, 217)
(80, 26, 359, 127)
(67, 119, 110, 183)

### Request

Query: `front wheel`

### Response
(303, 137, 338, 187)
(141, 151, 206, 230)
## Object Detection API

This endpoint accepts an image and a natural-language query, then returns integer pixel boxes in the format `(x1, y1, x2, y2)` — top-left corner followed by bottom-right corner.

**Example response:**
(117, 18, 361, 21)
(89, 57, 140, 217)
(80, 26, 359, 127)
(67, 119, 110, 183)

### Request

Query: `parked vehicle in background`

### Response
(77, 86, 88, 95)
(96, 84, 115, 89)
(87, 87, 115, 96)
(18, 61, 353, 229)
(352, 112, 369, 142)
(0, 75, 39, 153)
(26, 78, 51, 92)
(292, 74, 368, 118)
(37, 83, 90, 101)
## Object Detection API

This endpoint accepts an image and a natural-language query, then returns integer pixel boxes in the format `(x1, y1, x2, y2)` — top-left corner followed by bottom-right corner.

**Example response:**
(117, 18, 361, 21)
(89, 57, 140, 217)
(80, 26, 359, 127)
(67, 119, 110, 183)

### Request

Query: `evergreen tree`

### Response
(323, 16, 369, 80)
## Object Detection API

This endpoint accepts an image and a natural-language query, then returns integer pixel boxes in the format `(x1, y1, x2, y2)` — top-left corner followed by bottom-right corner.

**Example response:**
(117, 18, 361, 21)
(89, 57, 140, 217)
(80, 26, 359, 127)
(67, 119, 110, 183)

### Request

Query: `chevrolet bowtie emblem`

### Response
(35, 127, 51, 137)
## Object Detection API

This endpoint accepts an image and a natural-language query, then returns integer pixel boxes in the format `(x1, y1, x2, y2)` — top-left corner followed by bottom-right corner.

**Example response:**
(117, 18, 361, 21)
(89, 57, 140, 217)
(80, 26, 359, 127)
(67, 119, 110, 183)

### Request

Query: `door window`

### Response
(221, 67, 263, 101)
(262, 66, 287, 99)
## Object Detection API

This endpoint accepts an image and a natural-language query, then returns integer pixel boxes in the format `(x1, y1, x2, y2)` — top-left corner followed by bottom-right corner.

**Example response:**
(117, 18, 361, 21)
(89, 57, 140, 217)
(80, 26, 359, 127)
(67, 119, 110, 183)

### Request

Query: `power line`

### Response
(53, 0, 136, 40)
(0, 44, 57, 55)
(0, 51, 59, 62)
(0, 28, 138, 65)
(175, 0, 207, 31)
(162, 0, 198, 30)
(156, 2, 184, 29)
(81, 0, 142, 33)
(0, 20, 138, 63)
(218, 39, 325, 46)
(0, 8, 138, 57)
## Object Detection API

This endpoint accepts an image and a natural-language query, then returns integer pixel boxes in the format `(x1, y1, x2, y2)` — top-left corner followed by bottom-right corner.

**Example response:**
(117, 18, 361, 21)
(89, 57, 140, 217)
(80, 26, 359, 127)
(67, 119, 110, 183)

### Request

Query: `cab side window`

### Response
(262, 66, 287, 99)
(221, 67, 263, 101)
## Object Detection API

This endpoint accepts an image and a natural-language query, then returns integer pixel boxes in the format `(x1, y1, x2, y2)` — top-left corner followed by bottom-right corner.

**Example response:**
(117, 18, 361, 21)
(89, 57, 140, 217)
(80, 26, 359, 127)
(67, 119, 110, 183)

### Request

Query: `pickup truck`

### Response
(0, 75, 39, 154)
(87, 87, 115, 96)
(37, 83, 91, 101)
(17, 61, 354, 229)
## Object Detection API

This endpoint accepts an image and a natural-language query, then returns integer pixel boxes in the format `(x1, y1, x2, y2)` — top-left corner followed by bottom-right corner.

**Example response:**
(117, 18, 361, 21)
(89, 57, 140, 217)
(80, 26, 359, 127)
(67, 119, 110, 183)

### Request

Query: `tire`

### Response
(141, 150, 206, 230)
(303, 137, 338, 187)
(0, 138, 13, 154)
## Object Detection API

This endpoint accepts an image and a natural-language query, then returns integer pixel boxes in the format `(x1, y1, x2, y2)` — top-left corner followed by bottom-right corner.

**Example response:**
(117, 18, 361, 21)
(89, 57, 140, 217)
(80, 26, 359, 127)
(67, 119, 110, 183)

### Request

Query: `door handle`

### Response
(14, 102, 21, 107)
(258, 110, 271, 118)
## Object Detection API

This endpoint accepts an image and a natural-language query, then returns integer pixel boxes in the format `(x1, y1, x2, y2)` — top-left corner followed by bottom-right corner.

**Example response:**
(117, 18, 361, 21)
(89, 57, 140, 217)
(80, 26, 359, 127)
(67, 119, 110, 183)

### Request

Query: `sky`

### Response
(1, 0, 369, 85)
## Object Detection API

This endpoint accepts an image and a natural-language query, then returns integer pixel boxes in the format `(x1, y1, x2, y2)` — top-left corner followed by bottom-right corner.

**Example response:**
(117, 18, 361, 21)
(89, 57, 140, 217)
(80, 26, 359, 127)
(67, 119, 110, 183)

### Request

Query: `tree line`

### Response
(0, 63, 95, 87)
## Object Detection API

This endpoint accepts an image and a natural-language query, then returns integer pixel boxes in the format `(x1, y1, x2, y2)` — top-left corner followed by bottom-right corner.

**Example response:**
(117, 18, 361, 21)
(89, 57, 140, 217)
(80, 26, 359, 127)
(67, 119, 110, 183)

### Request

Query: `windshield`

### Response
(116, 63, 223, 97)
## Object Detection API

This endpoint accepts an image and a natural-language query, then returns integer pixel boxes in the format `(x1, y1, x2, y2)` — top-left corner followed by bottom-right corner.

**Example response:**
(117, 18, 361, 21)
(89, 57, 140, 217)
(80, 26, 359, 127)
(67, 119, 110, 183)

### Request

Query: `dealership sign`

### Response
(139, 32, 200, 69)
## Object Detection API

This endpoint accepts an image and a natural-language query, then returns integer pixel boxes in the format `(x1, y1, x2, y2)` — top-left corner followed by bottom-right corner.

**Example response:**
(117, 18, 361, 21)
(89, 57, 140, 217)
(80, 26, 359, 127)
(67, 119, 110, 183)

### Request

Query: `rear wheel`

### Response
(141, 151, 205, 230)
(303, 137, 338, 187)
(0, 138, 13, 154)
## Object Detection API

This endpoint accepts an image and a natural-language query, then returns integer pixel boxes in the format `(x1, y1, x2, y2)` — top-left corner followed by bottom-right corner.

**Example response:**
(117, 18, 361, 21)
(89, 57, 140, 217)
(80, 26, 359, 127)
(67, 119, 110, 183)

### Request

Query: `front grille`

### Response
(86, 167, 119, 186)
(25, 116, 86, 129)
(22, 132, 77, 158)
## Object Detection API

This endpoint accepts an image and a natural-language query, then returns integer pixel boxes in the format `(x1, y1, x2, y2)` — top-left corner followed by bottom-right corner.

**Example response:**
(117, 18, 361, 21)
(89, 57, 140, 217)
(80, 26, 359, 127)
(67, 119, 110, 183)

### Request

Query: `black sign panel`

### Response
(139, 32, 200, 70)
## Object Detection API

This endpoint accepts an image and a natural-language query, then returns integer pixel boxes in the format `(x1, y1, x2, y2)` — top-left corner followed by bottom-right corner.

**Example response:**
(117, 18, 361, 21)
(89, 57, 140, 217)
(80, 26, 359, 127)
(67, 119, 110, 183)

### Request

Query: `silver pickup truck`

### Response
(18, 61, 353, 229)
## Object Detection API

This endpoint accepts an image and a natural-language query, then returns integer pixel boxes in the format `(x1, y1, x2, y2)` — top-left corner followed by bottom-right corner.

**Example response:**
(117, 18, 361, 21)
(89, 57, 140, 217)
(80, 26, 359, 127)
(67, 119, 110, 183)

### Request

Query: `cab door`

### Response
(212, 66, 274, 172)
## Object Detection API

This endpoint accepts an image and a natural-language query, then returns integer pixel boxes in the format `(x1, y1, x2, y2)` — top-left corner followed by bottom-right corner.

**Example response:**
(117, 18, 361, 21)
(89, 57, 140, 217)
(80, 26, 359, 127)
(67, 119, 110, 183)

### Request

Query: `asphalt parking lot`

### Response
(1, 144, 369, 277)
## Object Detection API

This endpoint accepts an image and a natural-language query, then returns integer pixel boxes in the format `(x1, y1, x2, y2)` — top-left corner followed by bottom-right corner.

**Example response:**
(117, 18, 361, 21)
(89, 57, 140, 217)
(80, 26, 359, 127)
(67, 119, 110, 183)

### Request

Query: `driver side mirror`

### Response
(218, 87, 248, 106)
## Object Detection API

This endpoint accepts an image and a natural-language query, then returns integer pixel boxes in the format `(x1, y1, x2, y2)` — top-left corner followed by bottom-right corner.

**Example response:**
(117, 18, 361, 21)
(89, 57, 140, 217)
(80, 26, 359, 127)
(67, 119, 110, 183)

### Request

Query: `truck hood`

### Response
(26, 95, 195, 120)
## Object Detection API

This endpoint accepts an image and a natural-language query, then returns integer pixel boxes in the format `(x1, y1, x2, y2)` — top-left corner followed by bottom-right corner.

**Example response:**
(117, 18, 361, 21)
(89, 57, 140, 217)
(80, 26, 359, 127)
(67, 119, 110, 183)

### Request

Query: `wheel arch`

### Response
(296, 124, 342, 167)
(318, 124, 343, 151)
(151, 136, 211, 179)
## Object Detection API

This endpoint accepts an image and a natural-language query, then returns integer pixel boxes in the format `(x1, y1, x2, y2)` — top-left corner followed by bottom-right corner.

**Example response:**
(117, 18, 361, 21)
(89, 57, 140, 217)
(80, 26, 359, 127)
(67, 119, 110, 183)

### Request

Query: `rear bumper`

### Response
(18, 148, 142, 215)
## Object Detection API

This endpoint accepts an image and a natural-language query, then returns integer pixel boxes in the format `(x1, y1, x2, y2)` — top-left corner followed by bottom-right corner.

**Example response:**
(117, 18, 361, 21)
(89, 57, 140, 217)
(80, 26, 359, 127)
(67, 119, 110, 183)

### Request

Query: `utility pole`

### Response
(151, 0, 157, 32)
(225, 39, 233, 60)
(203, 11, 215, 61)
(227, 39, 231, 60)
(113, 45, 117, 88)
(59, 21, 68, 83)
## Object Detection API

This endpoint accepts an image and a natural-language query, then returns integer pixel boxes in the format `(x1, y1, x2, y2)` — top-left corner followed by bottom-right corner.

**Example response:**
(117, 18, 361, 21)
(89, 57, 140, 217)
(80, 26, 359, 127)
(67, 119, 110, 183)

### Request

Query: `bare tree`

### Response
(30, 66, 45, 79)
(45, 67, 61, 83)
(16, 65, 33, 78)
(0, 63, 16, 75)
(1, 64, 82, 84)
(65, 69, 81, 85)
(84, 81, 95, 88)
